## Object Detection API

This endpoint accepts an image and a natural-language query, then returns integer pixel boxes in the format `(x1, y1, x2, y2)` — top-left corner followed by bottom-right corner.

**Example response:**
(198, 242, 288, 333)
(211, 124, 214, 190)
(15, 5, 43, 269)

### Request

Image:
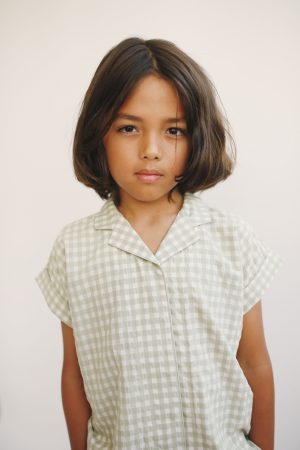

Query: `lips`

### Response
(136, 169, 162, 175)
(135, 170, 162, 183)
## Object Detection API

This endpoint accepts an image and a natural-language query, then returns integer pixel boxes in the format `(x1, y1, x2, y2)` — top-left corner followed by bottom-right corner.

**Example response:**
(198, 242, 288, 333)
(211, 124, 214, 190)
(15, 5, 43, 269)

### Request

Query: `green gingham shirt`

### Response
(35, 192, 283, 450)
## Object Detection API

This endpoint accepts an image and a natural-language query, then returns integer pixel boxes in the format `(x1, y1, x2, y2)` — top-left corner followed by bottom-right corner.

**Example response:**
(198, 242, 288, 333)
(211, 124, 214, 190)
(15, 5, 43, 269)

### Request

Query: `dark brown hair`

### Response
(73, 36, 236, 207)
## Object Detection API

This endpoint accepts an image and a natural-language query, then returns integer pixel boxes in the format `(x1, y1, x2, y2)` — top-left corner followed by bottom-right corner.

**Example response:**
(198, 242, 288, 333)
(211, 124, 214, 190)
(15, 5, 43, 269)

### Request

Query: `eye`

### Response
(167, 127, 186, 136)
(117, 125, 137, 134)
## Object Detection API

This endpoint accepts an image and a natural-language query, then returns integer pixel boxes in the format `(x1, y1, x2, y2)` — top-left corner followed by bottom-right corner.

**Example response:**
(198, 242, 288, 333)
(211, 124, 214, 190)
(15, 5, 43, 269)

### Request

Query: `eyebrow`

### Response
(115, 113, 186, 124)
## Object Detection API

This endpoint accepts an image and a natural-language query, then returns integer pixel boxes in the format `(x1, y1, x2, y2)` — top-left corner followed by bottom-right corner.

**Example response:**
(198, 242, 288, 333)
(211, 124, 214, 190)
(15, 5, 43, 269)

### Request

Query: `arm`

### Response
(61, 321, 92, 450)
(236, 300, 275, 450)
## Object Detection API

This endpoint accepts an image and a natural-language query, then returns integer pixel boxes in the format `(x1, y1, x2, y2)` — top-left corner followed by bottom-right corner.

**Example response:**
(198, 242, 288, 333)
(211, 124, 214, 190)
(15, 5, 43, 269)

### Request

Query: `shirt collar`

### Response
(93, 193, 213, 265)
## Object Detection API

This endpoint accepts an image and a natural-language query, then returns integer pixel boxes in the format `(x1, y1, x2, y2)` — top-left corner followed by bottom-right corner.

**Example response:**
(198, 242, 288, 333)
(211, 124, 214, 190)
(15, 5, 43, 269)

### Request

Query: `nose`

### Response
(139, 133, 162, 160)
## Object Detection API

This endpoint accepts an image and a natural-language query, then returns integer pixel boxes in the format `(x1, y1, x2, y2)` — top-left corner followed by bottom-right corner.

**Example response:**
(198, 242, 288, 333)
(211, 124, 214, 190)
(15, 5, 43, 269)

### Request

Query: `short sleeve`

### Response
(238, 219, 284, 314)
(35, 231, 72, 327)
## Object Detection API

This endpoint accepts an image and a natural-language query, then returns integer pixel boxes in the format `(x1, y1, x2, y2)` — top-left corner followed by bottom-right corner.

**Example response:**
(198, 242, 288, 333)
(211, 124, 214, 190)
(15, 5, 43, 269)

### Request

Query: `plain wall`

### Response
(1, 0, 299, 448)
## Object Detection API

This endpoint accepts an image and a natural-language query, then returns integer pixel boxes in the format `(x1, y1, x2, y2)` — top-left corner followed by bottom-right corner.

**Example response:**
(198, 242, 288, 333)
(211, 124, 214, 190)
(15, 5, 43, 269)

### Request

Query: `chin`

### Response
(121, 189, 169, 203)
(135, 194, 165, 203)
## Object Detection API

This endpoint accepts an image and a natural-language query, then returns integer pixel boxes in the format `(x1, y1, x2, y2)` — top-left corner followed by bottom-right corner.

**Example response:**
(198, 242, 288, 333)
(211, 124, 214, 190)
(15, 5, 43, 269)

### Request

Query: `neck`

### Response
(117, 191, 185, 225)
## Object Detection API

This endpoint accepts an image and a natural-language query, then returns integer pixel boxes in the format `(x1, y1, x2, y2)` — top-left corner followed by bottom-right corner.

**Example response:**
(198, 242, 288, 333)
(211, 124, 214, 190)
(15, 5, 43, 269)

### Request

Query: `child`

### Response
(35, 37, 283, 450)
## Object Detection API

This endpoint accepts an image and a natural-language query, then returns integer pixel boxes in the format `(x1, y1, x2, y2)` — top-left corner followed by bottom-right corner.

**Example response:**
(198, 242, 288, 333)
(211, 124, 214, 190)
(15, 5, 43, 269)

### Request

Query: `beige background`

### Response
(1, 0, 299, 448)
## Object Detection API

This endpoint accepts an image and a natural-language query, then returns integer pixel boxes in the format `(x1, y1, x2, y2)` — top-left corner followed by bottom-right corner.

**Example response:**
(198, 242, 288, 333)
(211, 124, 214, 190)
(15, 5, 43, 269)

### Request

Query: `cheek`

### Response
(104, 146, 132, 179)
(104, 133, 132, 159)
(105, 151, 119, 175)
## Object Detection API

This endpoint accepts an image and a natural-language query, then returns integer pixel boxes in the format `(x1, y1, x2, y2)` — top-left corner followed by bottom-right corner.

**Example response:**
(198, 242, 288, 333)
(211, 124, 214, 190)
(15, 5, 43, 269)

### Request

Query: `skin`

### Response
(61, 322, 91, 450)
(61, 74, 274, 449)
(237, 300, 275, 450)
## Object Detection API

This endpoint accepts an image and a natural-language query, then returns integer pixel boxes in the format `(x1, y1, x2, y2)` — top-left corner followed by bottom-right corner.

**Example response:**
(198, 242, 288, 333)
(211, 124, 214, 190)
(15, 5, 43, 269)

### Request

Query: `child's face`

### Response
(102, 74, 190, 210)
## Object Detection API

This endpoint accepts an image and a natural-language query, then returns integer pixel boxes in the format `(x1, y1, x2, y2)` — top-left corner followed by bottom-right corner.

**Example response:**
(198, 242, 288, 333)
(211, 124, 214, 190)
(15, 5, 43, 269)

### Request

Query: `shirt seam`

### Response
(160, 267, 188, 450)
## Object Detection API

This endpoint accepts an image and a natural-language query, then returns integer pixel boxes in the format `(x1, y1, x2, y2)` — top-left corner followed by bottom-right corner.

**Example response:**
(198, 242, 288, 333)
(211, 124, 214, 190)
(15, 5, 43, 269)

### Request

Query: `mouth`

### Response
(135, 171, 162, 183)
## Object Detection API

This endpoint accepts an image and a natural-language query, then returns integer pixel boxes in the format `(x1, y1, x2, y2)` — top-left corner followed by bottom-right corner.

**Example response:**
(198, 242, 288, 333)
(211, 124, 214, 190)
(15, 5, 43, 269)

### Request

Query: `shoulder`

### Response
(54, 206, 105, 246)
(194, 195, 253, 237)
(198, 198, 282, 269)
(61, 212, 97, 236)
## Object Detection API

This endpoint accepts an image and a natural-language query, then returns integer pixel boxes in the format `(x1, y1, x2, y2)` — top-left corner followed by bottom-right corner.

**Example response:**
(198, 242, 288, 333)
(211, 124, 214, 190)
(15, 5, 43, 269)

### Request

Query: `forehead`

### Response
(118, 74, 185, 117)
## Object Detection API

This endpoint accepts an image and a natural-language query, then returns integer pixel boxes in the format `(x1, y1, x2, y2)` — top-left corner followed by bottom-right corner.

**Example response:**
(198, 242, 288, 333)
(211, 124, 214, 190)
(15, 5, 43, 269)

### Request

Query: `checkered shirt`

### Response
(35, 192, 283, 450)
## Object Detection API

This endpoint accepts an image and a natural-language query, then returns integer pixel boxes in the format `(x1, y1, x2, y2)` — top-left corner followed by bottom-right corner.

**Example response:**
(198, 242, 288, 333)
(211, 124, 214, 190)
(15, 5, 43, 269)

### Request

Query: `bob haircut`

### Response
(73, 36, 236, 207)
